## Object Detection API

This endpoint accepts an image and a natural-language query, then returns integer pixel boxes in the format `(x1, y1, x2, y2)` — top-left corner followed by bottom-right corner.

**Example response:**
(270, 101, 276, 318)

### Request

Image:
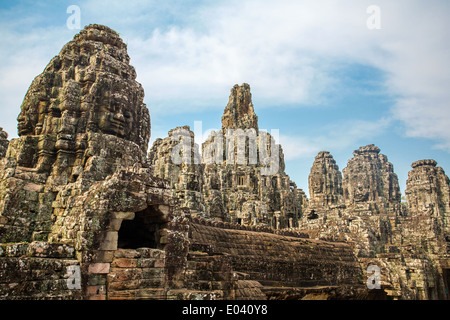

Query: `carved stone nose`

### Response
(113, 112, 124, 122)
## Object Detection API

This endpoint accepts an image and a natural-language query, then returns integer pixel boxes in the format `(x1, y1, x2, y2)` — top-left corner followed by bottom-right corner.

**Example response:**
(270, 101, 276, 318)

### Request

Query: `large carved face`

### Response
(89, 74, 141, 142)
(17, 98, 40, 136)
(353, 182, 369, 202)
(16, 24, 150, 160)
(311, 179, 323, 194)
(97, 101, 133, 139)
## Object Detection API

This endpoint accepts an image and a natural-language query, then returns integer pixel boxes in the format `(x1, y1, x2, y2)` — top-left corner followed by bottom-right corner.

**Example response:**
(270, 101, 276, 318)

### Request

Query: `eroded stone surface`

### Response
(0, 128, 8, 159)
(0, 24, 449, 301)
(403, 159, 450, 254)
(342, 144, 401, 214)
(221, 83, 258, 132)
(308, 151, 343, 210)
(149, 83, 306, 229)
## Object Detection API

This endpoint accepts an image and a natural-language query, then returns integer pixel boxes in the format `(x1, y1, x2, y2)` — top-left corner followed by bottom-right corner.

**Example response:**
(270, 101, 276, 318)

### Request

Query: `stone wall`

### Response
(1, 23, 449, 301)
(342, 144, 401, 215)
(0, 242, 81, 299)
(106, 248, 167, 300)
(188, 218, 365, 298)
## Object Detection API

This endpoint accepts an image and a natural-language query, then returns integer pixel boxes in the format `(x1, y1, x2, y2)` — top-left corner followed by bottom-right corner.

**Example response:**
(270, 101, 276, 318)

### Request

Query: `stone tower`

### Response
(406, 160, 450, 220)
(308, 151, 344, 209)
(0, 25, 190, 299)
(149, 83, 306, 228)
(148, 126, 206, 214)
(221, 83, 258, 133)
(342, 144, 401, 214)
(0, 24, 152, 243)
(404, 159, 450, 253)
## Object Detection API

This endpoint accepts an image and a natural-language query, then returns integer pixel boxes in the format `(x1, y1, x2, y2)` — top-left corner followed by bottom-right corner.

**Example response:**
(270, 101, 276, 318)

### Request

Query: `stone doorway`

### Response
(117, 206, 168, 250)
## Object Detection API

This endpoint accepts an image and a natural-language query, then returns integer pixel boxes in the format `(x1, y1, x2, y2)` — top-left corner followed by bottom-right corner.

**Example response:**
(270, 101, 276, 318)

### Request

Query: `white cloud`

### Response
(280, 117, 391, 161)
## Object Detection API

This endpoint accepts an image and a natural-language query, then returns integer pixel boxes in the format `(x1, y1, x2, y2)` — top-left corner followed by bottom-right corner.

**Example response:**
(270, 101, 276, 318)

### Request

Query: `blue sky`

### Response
(1, 0, 449, 196)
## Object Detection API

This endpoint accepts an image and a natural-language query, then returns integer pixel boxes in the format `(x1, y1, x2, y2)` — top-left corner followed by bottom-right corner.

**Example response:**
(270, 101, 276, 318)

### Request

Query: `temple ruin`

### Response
(0, 24, 448, 300)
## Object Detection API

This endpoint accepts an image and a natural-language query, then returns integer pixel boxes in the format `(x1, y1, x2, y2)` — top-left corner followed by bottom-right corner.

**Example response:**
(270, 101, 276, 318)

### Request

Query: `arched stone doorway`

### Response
(117, 205, 169, 250)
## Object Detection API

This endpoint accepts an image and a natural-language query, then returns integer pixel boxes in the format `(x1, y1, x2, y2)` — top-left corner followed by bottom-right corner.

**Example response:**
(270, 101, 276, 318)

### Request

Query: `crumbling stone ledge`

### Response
(189, 216, 309, 239)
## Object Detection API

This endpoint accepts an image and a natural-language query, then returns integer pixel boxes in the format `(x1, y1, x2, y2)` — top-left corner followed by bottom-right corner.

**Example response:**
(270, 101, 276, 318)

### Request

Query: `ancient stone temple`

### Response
(301, 147, 450, 299)
(0, 24, 185, 299)
(0, 24, 368, 300)
(221, 83, 259, 132)
(342, 144, 401, 215)
(402, 160, 450, 255)
(148, 126, 205, 214)
(308, 151, 344, 210)
(0, 24, 449, 301)
(0, 24, 150, 244)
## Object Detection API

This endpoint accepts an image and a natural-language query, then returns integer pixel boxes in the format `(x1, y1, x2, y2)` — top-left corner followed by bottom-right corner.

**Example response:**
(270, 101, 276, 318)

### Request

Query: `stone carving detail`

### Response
(0, 24, 151, 243)
(308, 151, 344, 209)
(148, 126, 205, 214)
(406, 159, 448, 217)
(149, 83, 305, 228)
(403, 159, 450, 253)
(342, 144, 401, 214)
(221, 83, 258, 132)
(0, 24, 449, 301)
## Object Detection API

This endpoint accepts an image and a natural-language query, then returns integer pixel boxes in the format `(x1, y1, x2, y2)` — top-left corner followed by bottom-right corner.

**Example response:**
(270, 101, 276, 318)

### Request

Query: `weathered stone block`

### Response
(88, 274, 107, 286)
(135, 288, 166, 300)
(114, 249, 141, 259)
(108, 280, 140, 291)
(108, 268, 143, 282)
(88, 263, 110, 274)
(142, 267, 165, 279)
(26, 242, 75, 258)
(111, 258, 138, 268)
(98, 232, 118, 251)
(110, 212, 135, 220)
(137, 258, 156, 268)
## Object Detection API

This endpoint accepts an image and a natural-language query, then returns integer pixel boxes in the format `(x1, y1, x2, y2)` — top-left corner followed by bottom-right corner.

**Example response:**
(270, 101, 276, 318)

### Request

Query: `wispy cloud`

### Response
(280, 117, 392, 161)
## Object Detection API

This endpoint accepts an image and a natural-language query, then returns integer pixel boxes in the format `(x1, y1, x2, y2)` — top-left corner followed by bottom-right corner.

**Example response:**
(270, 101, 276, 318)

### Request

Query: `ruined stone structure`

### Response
(342, 144, 401, 215)
(303, 148, 450, 299)
(221, 83, 258, 132)
(0, 24, 449, 300)
(148, 126, 205, 214)
(149, 83, 306, 229)
(308, 151, 344, 210)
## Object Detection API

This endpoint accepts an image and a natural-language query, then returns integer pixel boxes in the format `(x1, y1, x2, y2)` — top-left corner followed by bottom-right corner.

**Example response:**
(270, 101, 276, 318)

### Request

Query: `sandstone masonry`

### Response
(0, 24, 449, 300)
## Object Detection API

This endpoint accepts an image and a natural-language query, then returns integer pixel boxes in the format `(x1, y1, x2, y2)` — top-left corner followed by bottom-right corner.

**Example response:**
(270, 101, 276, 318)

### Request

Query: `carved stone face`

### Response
(353, 183, 369, 202)
(15, 23, 150, 177)
(311, 179, 323, 194)
(17, 105, 37, 136)
(97, 102, 133, 139)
